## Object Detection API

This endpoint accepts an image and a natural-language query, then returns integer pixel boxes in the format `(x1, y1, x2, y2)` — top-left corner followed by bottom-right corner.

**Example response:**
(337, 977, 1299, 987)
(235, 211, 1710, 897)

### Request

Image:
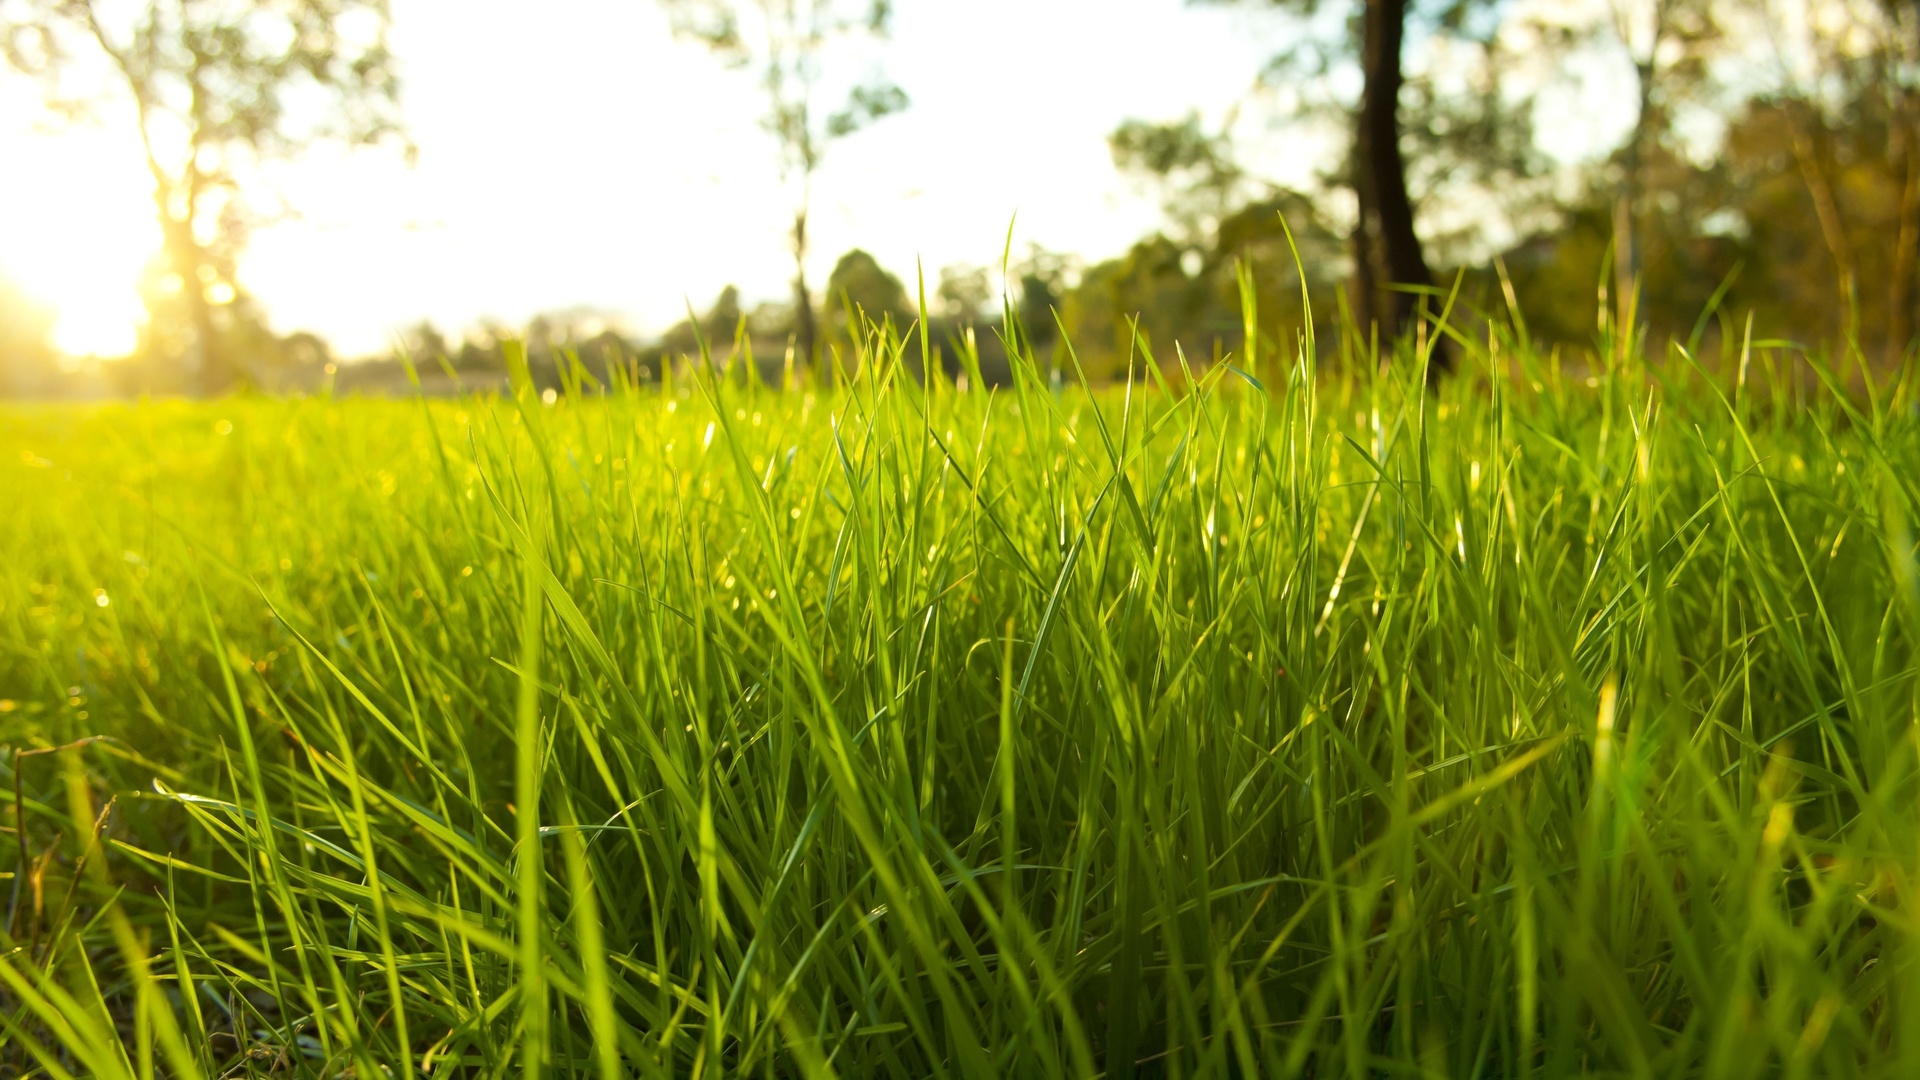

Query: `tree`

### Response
(657, 284, 746, 360)
(1560, 0, 1918, 362)
(1349, 0, 1431, 349)
(661, 0, 907, 374)
(1110, 111, 1249, 244)
(1136, 1, 1540, 365)
(1, 0, 405, 392)
(1231, 0, 1458, 350)
(1761, 0, 1920, 364)
(936, 263, 992, 324)
(1054, 193, 1347, 379)
(1499, 0, 1725, 317)
(1486, 68, 1920, 361)
(823, 247, 908, 340)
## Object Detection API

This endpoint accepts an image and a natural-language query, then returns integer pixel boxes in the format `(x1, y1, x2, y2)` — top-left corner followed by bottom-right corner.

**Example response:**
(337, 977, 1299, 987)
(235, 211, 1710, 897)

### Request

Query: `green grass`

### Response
(2, 307, 1918, 1078)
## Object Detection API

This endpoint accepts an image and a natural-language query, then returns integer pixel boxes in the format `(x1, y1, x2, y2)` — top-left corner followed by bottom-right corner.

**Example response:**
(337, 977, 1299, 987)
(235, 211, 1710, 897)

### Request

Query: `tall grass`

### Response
(2, 296, 1918, 1078)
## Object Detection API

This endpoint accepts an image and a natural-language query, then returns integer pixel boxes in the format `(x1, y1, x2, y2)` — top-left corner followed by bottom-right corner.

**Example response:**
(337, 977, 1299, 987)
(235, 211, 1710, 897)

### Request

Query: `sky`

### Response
(0, 0, 1306, 358)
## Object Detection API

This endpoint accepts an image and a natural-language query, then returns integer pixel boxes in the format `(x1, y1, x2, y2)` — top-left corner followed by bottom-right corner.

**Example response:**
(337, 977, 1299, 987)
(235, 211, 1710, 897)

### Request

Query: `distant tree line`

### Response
(326, 248, 1060, 397)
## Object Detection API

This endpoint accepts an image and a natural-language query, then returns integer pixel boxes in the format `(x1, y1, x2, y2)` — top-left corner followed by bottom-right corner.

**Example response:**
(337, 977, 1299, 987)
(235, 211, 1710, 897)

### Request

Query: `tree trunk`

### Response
(109, 11, 230, 395)
(791, 208, 818, 381)
(1787, 110, 1859, 335)
(158, 208, 226, 395)
(1353, 0, 1438, 365)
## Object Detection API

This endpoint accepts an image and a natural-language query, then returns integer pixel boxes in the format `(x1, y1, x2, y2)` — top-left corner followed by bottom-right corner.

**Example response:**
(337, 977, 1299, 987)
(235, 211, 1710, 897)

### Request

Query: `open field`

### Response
(3, 325, 1919, 1078)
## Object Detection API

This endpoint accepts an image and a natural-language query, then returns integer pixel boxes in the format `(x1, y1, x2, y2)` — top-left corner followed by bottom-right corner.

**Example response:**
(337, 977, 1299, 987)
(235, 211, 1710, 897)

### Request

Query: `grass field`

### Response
(3, 314, 1919, 1078)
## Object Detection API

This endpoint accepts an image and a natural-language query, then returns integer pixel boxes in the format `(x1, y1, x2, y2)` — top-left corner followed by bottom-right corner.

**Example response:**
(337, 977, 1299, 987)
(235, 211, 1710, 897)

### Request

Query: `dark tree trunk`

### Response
(1352, 0, 1440, 364)
(791, 208, 818, 380)
(1348, 224, 1377, 350)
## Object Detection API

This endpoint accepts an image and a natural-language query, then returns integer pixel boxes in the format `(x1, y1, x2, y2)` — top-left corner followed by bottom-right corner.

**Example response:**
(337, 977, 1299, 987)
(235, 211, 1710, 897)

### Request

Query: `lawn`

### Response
(3, 321, 1918, 1078)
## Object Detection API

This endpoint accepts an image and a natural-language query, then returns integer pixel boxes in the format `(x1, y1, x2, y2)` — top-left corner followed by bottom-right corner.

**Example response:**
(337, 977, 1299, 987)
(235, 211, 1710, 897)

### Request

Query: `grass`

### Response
(1, 298, 1918, 1078)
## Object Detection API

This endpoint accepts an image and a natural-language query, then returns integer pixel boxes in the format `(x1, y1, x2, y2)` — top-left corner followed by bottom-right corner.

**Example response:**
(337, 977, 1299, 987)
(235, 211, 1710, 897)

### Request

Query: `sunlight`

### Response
(49, 293, 143, 358)
(0, 92, 156, 358)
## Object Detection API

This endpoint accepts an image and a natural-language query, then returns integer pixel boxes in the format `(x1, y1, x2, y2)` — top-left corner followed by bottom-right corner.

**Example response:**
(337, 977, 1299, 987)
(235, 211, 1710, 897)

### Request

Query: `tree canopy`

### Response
(1, 0, 406, 391)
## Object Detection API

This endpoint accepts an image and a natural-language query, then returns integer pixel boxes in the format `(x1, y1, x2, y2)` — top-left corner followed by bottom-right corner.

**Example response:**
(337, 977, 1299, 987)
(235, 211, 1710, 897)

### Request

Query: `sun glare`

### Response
(50, 294, 144, 358)
(1, 93, 156, 359)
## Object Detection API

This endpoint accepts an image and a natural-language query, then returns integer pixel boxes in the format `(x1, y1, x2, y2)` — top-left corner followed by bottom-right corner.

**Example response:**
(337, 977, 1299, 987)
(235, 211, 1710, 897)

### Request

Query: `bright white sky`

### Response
(0, 0, 1649, 359)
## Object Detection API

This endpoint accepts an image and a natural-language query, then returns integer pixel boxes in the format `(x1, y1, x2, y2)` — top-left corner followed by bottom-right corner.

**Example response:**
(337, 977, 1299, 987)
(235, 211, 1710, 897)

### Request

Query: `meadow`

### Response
(2, 309, 1918, 1078)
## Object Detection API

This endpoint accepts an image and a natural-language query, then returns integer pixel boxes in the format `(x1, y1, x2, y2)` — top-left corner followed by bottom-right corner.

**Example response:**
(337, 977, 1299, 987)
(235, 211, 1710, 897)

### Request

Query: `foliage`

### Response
(1110, 112, 1249, 243)
(3, 302, 1919, 1077)
(1058, 194, 1348, 378)
(1152, 0, 1550, 343)
(1500, 81, 1920, 358)
(1085, 0, 1919, 371)
(823, 246, 910, 336)
(0, 0, 405, 391)
(662, 0, 902, 178)
(660, 0, 908, 368)
(935, 263, 992, 323)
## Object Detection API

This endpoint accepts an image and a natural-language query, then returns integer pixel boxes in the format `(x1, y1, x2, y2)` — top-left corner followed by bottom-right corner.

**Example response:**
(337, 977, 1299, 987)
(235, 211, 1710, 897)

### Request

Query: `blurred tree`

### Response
(250, 328, 330, 392)
(936, 263, 992, 324)
(1762, 0, 1920, 364)
(1057, 192, 1348, 378)
(658, 284, 747, 359)
(1611, 0, 1719, 300)
(280, 330, 331, 370)
(1209, 191, 1349, 340)
(824, 247, 908, 339)
(708, 284, 745, 335)
(1010, 245, 1071, 351)
(397, 320, 449, 364)
(1494, 0, 1920, 366)
(661, 0, 907, 374)
(1350, 0, 1431, 348)
(116, 263, 297, 394)
(519, 308, 638, 381)
(1691, 86, 1917, 359)
(1110, 111, 1248, 243)
(1501, 0, 1727, 314)
(1061, 235, 1205, 377)
(455, 321, 513, 374)
(1131, 0, 1545, 365)
(0, 0, 406, 393)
